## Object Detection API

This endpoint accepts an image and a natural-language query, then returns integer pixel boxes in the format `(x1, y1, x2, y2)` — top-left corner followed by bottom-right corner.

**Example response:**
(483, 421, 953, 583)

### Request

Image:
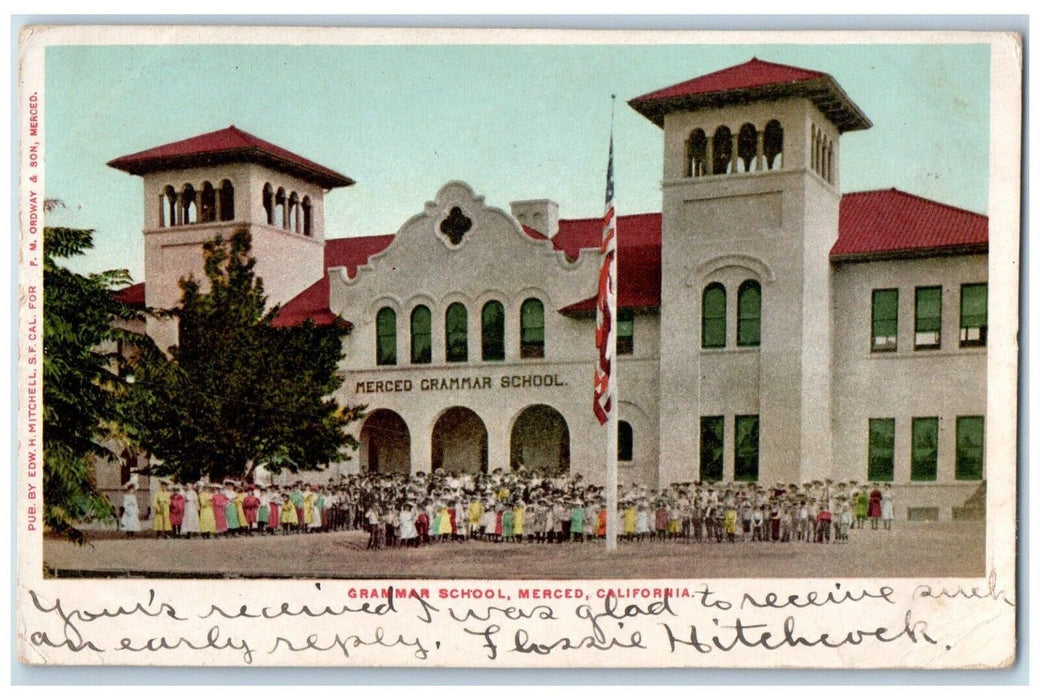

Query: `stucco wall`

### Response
(328, 181, 661, 484)
(831, 254, 988, 519)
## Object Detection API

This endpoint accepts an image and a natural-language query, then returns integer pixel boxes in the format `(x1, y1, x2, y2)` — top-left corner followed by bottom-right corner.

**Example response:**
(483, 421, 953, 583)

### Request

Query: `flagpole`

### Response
(604, 95, 619, 552)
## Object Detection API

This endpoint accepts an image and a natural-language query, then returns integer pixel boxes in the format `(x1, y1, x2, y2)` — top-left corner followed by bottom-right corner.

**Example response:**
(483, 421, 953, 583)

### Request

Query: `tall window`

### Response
(164, 185, 177, 227)
(763, 120, 784, 170)
(737, 280, 761, 347)
(617, 309, 634, 355)
(618, 421, 633, 462)
(445, 303, 468, 362)
(734, 415, 760, 482)
(699, 416, 724, 482)
(181, 184, 197, 224)
(737, 123, 758, 172)
(376, 307, 397, 366)
(301, 197, 312, 236)
(262, 183, 274, 225)
(914, 286, 942, 349)
(956, 416, 984, 481)
(911, 417, 939, 481)
(712, 126, 732, 175)
(960, 283, 988, 347)
(481, 301, 505, 361)
(275, 188, 287, 229)
(410, 306, 432, 364)
(702, 283, 726, 349)
(687, 129, 708, 177)
(868, 418, 895, 481)
(288, 192, 300, 233)
(219, 180, 235, 221)
(871, 288, 899, 352)
(520, 298, 545, 358)
(200, 182, 217, 223)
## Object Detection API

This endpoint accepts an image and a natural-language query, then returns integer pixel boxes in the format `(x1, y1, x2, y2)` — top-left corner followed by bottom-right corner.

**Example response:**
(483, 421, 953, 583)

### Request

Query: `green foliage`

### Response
(129, 229, 360, 484)
(42, 226, 148, 544)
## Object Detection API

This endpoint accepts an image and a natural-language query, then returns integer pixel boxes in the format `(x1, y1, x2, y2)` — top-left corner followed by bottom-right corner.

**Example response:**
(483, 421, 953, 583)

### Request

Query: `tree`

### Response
(42, 224, 150, 544)
(129, 228, 360, 484)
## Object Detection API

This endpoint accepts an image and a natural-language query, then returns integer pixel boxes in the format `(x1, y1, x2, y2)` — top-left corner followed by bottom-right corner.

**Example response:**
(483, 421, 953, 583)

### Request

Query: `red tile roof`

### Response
(545, 214, 663, 313)
(629, 58, 871, 133)
(269, 276, 344, 329)
(831, 189, 988, 261)
(108, 125, 355, 189)
(113, 281, 146, 308)
(324, 235, 396, 279)
(271, 234, 394, 327)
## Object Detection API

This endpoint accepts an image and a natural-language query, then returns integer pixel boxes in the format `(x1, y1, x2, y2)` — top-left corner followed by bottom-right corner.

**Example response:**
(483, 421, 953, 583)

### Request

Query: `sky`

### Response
(41, 40, 991, 280)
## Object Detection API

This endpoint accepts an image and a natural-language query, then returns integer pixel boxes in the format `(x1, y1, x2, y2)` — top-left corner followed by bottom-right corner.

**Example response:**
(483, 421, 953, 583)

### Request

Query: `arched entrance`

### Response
(432, 407, 488, 474)
(510, 404, 570, 476)
(360, 409, 410, 475)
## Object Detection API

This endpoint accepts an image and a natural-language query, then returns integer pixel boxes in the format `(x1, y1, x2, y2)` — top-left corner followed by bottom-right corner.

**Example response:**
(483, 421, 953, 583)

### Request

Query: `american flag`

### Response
(593, 134, 617, 425)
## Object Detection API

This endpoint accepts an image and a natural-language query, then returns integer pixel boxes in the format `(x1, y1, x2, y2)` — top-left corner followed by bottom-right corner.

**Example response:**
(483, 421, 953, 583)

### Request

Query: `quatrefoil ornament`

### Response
(439, 206, 473, 246)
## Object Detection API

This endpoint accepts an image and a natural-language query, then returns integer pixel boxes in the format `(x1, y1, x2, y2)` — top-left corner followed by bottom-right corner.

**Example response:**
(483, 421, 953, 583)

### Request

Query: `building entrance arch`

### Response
(510, 404, 570, 476)
(360, 409, 411, 475)
(432, 407, 488, 474)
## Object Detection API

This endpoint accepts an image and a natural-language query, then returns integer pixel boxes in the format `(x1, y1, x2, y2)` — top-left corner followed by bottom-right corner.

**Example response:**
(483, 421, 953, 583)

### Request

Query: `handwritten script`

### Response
(19, 573, 1016, 666)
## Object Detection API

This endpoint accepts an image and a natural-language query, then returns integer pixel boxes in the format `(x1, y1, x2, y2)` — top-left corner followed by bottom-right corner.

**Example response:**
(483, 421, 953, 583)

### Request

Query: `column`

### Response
(756, 131, 765, 171)
(730, 136, 739, 174)
(158, 194, 166, 227)
(723, 414, 735, 482)
(410, 417, 433, 476)
(705, 140, 713, 176)
(486, 418, 510, 475)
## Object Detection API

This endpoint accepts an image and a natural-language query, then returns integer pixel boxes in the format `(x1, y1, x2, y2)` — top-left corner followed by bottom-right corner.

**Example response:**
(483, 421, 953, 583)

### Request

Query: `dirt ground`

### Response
(42, 521, 984, 580)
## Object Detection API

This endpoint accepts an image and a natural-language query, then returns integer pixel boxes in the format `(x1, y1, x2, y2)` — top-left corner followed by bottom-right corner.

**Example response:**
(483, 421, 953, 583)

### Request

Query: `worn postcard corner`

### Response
(16, 25, 1020, 669)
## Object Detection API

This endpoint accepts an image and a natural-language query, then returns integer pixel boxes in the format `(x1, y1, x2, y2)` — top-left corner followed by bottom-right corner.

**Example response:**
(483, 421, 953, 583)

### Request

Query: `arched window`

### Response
(481, 300, 505, 361)
(302, 196, 312, 236)
(410, 306, 432, 364)
(738, 280, 762, 347)
(181, 184, 197, 224)
(275, 188, 287, 229)
(376, 307, 397, 366)
(702, 283, 726, 349)
(712, 126, 732, 175)
(288, 192, 299, 233)
(200, 182, 216, 223)
(219, 180, 235, 221)
(262, 183, 274, 225)
(821, 135, 828, 179)
(445, 303, 468, 362)
(163, 185, 177, 227)
(618, 420, 633, 462)
(687, 129, 708, 177)
(811, 125, 819, 172)
(520, 298, 545, 358)
(764, 120, 783, 170)
(814, 125, 821, 173)
(737, 123, 758, 172)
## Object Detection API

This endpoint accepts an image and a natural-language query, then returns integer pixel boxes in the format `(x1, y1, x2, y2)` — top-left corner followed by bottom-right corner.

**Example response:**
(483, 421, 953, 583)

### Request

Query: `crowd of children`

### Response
(119, 470, 896, 546)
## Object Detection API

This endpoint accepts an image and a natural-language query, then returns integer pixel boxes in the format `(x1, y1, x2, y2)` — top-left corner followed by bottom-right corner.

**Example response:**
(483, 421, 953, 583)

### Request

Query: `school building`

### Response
(105, 58, 989, 520)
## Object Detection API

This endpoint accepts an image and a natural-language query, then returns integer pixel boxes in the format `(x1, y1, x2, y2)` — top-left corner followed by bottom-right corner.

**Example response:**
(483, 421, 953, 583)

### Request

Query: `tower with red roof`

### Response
(630, 58, 873, 486)
(109, 125, 354, 352)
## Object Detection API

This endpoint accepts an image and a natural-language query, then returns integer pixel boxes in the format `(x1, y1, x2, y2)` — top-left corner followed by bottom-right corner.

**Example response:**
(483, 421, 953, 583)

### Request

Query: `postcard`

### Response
(16, 25, 1020, 668)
